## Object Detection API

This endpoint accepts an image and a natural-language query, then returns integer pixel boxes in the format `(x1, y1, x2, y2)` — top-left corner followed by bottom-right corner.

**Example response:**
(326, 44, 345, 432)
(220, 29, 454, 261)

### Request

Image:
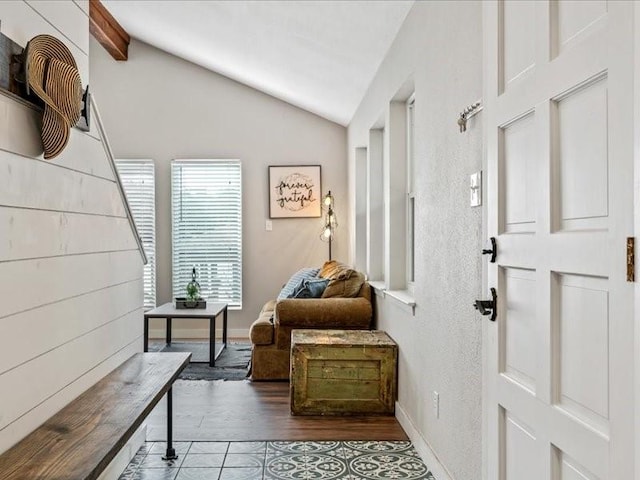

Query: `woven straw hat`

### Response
(25, 35, 82, 160)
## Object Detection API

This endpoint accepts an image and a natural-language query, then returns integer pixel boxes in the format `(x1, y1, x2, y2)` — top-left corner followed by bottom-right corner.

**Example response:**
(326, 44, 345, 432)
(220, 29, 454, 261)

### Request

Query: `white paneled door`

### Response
(484, 2, 634, 479)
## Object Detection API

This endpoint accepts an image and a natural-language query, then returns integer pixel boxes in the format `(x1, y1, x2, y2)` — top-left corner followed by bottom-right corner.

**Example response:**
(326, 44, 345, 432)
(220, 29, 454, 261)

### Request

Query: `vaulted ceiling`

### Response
(102, 0, 414, 126)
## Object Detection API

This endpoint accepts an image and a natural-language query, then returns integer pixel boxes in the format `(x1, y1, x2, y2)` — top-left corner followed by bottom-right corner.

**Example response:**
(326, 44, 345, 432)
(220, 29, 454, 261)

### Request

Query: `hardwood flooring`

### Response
(146, 380, 408, 442)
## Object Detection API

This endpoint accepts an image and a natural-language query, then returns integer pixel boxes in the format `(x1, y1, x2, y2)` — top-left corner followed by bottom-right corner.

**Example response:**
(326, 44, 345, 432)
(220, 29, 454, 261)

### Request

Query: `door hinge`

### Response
(627, 237, 635, 282)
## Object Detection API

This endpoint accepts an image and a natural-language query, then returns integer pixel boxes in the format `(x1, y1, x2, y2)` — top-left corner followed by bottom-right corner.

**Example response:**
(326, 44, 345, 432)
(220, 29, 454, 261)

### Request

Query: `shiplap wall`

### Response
(0, 0, 144, 453)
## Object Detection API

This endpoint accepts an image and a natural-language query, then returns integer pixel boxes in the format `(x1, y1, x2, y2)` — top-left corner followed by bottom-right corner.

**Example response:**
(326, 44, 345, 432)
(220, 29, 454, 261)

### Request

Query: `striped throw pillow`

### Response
(277, 268, 320, 300)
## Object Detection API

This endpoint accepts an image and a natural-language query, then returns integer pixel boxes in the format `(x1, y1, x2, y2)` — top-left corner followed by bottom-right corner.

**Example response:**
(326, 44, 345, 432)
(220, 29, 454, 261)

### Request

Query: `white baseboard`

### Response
(149, 328, 249, 340)
(395, 402, 454, 480)
(97, 424, 146, 480)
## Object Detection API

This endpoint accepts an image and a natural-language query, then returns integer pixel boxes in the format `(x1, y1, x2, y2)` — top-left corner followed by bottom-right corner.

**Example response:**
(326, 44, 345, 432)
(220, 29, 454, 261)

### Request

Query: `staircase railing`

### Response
(91, 94, 148, 265)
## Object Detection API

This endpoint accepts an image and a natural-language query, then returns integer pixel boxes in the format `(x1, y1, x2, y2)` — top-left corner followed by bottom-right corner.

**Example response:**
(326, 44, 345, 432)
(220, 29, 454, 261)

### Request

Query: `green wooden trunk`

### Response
(290, 329, 398, 416)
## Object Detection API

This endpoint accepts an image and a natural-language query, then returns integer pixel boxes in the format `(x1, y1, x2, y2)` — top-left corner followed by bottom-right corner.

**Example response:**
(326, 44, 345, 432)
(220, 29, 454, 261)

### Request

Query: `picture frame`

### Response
(269, 165, 322, 218)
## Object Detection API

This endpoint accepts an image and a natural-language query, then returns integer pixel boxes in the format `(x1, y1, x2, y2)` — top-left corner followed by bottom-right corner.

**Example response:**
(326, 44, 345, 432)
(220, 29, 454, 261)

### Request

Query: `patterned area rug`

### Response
(119, 440, 436, 480)
(148, 341, 251, 381)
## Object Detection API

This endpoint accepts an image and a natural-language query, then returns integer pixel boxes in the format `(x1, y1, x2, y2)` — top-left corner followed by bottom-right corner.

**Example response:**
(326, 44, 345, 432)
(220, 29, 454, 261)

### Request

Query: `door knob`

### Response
(482, 237, 497, 263)
(474, 288, 497, 321)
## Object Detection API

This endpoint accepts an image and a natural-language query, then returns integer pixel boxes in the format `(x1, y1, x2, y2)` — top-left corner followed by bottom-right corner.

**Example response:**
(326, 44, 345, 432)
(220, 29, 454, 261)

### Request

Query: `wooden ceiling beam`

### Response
(89, 0, 130, 61)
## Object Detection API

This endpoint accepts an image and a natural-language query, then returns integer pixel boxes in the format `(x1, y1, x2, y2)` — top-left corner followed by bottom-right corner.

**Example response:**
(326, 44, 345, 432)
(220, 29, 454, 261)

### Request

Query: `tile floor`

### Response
(119, 440, 435, 480)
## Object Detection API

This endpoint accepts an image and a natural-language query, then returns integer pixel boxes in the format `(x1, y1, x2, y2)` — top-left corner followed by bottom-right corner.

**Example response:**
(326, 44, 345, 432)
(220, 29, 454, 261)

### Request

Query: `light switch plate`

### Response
(265, 220, 273, 231)
(470, 171, 482, 207)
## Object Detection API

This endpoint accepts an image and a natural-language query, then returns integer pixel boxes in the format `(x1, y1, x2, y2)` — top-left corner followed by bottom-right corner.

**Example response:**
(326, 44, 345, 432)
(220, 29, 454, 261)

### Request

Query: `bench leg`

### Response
(162, 387, 178, 461)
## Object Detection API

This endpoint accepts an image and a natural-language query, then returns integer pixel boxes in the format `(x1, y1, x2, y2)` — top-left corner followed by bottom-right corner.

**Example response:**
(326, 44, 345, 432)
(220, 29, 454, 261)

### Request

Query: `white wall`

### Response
(348, 2, 483, 479)
(90, 38, 348, 337)
(0, 0, 143, 453)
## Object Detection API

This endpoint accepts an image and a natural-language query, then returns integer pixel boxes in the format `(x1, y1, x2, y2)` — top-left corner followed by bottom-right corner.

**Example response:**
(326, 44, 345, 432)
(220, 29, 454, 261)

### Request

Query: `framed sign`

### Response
(269, 165, 321, 218)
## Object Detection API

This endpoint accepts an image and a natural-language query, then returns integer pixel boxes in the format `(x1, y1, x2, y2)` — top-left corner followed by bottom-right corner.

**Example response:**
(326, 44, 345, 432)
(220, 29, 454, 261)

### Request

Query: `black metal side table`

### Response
(143, 302, 228, 366)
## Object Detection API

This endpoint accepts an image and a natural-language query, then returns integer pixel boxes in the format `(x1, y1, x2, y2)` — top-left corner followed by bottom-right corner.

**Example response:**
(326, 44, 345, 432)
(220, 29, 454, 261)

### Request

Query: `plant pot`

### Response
(174, 297, 207, 309)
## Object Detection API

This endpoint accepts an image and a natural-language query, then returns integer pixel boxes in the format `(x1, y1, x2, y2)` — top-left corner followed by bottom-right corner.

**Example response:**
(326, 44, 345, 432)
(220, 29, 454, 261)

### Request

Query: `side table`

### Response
(143, 302, 228, 367)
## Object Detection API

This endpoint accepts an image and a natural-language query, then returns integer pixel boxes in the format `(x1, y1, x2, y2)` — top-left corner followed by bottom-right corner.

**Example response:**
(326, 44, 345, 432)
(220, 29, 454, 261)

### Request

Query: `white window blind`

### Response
(171, 160, 242, 309)
(114, 160, 156, 310)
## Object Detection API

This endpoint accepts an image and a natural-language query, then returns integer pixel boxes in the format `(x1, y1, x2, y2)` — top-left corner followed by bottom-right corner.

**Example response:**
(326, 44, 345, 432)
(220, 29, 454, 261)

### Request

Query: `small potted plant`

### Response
(175, 267, 206, 309)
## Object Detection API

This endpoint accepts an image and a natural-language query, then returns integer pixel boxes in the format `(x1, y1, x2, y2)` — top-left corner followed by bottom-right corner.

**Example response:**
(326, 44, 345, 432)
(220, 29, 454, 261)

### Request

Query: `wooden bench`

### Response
(0, 352, 190, 480)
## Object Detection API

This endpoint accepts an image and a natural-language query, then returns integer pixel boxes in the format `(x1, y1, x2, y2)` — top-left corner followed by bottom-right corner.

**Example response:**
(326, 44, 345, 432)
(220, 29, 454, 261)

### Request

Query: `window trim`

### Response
(406, 94, 416, 294)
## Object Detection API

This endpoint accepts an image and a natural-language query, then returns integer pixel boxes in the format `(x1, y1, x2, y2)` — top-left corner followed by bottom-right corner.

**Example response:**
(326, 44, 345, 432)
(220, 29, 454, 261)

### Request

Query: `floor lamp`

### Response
(321, 190, 337, 260)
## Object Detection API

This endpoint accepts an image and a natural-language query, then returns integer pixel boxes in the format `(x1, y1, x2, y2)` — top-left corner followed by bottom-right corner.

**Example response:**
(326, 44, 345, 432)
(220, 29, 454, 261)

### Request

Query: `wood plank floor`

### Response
(146, 380, 408, 442)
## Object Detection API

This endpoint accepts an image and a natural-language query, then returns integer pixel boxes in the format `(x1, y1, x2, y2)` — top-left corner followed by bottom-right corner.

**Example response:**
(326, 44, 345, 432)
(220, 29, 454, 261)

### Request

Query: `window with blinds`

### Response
(171, 160, 242, 309)
(114, 160, 156, 310)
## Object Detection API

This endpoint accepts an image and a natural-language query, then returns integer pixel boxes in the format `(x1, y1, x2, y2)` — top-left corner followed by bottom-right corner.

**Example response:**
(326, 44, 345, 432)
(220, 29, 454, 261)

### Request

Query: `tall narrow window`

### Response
(115, 160, 156, 310)
(171, 160, 242, 309)
(367, 129, 385, 282)
(407, 96, 415, 287)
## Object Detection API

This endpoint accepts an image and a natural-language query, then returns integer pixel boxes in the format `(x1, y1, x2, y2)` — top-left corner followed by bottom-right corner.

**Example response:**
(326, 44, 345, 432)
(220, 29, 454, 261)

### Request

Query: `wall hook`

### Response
(457, 101, 482, 133)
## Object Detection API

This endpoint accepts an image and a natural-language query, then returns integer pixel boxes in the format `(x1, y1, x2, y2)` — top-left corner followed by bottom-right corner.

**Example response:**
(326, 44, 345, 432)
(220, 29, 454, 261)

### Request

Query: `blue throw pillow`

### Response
(277, 268, 320, 300)
(290, 278, 330, 299)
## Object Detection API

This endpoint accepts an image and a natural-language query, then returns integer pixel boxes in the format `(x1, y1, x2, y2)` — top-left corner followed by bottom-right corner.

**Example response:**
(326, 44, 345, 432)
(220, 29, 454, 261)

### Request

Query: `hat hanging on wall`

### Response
(24, 34, 83, 159)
